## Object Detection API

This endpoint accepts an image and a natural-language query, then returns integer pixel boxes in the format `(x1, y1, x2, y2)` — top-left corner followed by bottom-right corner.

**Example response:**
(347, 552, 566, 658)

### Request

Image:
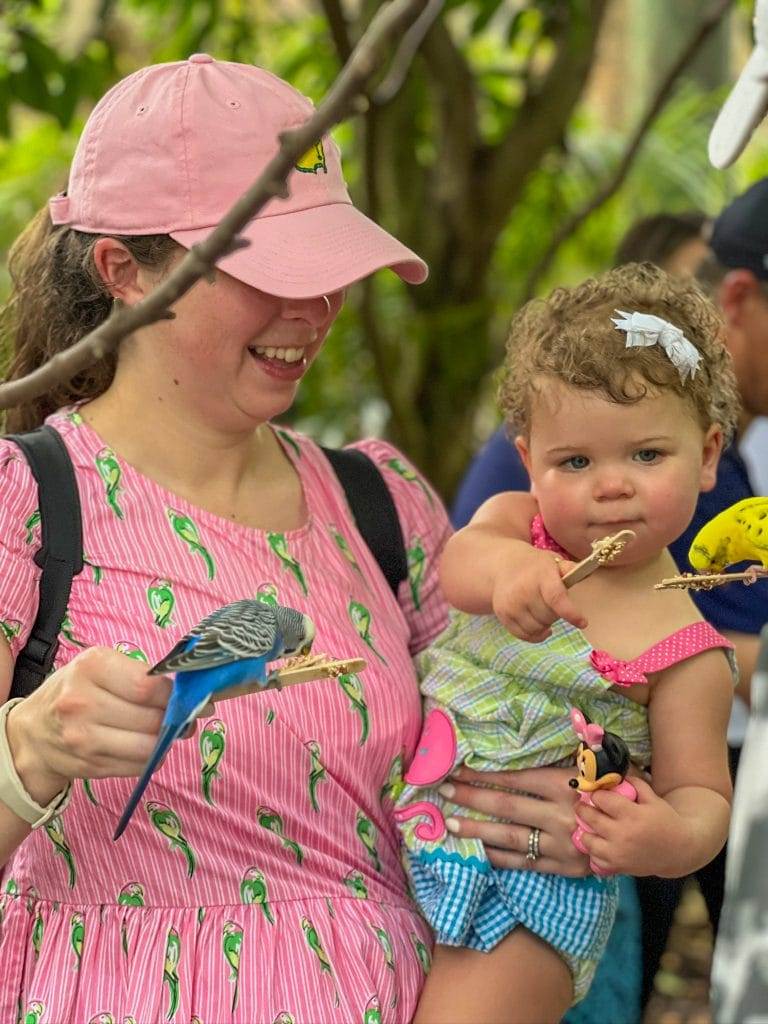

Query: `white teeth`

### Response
(251, 346, 305, 363)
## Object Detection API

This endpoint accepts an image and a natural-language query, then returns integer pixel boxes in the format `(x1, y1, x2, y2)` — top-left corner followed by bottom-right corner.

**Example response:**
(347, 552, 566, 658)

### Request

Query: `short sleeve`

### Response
(0, 439, 41, 658)
(350, 439, 451, 655)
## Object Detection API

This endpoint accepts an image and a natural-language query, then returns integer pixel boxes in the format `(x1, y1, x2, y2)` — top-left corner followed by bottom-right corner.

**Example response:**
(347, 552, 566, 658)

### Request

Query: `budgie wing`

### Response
(150, 601, 278, 674)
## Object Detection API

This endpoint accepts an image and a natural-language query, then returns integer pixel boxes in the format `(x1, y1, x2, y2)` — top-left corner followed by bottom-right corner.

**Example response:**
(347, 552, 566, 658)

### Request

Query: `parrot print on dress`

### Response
(61, 611, 86, 648)
(256, 581, 279, 607)
(355, 811, 382, 873)
(88, 1014, 116, 1024)
(406, 536, 426, 610)
(275, 427, 302, 458)
(410, 930, 432, 974)
(348, 600, 387, 664)
(31, 908, 44, 962)
(379, 752, 405, 803)
(385, 457, 434, 507)
(328, 524, 364, 579)
(83, 554, 103, 584)
(117, 883, 145, 957)
(114, 600, 314, 838)
(369, 923, 396, 972)
(363, 995, 382, 1024)
(342, 869, 369, 900)
(146, 802, 197, 878)
(23, 1002, 45, 1024)
(199, 719, 227, 805)
(70, 912, 84, 970)
(115, 641, 148, 662)
(163, 927, 181, 1021)
(257, 806, 304, 865)
(82, 778, 98, 805)
(24, 509, 40, 544)
(267, 533, 308, 595)
(222, 920, 243, 1012)
(95, 447, 125, 519)
(146, 578, 176, 629)
(305, 739, 327, 812)
(272, 1014, 296, 1024)
(300, 916, 340, 1007)
(166, 507, 216, 580)
(0, 618, 21, 644)
(44, 816, 76, 889)
(240, 867, 275, 924)
(337, 673, 369, 746)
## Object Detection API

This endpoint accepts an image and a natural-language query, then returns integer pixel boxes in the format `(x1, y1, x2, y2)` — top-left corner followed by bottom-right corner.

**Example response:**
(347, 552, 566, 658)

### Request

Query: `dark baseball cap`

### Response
(710, 177, 768, 280)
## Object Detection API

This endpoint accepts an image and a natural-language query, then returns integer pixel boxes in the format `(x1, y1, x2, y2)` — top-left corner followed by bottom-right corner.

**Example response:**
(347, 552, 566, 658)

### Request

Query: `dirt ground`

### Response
(643, 882, 714, 1024)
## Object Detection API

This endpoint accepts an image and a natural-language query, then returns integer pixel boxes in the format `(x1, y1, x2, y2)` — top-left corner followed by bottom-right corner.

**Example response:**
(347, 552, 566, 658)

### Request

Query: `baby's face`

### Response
(516, 378, 721, 564)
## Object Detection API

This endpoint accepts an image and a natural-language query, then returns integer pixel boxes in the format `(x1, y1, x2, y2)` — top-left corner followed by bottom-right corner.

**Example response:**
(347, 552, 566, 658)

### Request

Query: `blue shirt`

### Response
(452, 427, 767, 636)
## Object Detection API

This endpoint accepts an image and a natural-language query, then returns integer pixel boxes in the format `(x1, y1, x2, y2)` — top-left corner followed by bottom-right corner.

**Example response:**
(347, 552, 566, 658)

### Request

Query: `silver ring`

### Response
(321, 294, 331, 314)
(525, 826, 541, 864)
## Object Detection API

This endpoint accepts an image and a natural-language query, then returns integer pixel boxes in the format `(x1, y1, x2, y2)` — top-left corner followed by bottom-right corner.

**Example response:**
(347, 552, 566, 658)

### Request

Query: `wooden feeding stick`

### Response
(561, 529, 636, 589)
(215, 653, 367, 702)
(655, 566, 768, 592)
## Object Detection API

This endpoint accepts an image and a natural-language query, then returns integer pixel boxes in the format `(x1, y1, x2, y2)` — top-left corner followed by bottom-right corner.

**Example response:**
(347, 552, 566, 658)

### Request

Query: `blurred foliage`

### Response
(0, 0, 764, 499)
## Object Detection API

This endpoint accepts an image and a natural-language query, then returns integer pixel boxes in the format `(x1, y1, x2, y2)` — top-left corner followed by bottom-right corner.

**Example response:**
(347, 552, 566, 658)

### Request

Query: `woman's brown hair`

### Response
(0, 207, 178, 432)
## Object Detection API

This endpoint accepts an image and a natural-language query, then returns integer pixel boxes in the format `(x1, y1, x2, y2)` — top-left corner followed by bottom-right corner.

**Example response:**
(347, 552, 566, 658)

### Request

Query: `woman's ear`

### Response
(92, 237, 146, 305)
(700, 423, 724, 493)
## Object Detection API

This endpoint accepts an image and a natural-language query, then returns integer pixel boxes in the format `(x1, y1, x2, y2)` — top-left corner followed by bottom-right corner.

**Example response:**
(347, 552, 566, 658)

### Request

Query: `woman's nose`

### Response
(279, 294, 334, 328)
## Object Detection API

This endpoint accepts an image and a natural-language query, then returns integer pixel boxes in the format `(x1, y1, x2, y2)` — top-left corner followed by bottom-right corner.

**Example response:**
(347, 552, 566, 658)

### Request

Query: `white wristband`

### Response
(0, 698, 72, 828)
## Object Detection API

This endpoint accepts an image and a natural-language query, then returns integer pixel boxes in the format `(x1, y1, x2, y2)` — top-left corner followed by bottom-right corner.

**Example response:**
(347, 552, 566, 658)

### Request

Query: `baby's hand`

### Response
(575, 778, 685, 877)
(492, 546, 587, 643)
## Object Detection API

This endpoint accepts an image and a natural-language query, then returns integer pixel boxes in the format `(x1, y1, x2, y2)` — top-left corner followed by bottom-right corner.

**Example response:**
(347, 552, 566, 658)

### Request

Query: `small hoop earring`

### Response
(321, 295, 331, 315)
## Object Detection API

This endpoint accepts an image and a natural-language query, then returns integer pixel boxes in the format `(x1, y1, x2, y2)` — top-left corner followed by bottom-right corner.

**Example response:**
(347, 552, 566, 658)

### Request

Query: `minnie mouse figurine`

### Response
(569, 708, 637, 875)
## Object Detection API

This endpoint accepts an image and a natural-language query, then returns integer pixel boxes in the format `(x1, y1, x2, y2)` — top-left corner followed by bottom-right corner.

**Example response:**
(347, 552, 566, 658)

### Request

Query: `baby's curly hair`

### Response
(499, 262, 740, 442)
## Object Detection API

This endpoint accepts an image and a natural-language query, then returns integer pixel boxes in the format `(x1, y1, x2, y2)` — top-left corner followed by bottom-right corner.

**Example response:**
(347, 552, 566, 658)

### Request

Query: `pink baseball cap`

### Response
(48, 54, 428, 298)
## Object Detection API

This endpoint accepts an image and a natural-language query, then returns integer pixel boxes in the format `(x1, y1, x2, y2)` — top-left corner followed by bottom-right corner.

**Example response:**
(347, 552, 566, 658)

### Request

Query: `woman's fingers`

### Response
(452, 764, 578, 806)
(447, 780, 554, 830)
(486, 846, 590, 878)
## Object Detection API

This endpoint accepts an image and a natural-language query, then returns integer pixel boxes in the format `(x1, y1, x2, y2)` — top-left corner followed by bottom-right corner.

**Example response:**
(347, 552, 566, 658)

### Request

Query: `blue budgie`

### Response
(113, 599, 315, 839)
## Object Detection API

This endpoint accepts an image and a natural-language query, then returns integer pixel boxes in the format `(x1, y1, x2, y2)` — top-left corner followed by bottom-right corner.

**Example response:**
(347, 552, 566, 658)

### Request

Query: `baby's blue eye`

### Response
(562, 455, 589, 470)
(634, 449, 661, 463)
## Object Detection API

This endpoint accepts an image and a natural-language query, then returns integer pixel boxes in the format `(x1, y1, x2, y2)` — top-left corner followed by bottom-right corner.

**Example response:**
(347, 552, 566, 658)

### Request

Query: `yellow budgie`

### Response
(688, 497, 768, 572)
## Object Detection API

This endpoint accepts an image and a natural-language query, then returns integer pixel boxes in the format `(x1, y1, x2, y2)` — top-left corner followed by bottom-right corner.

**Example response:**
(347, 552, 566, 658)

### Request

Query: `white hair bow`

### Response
(611, 310, 702, 383)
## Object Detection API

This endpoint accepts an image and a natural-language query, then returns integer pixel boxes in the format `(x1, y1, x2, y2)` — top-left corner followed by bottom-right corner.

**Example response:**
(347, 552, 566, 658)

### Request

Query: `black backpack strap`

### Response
(321, 446, 408, 596)
(6, 425, 84, 699)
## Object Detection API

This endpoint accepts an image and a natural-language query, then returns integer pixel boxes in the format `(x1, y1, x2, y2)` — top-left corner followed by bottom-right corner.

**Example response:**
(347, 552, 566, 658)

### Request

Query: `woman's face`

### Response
(128, 253, 344, 432)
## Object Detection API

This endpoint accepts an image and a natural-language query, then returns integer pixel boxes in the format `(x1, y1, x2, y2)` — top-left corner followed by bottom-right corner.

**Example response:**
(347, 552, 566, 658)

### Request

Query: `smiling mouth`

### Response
(248, 345, 306, 364)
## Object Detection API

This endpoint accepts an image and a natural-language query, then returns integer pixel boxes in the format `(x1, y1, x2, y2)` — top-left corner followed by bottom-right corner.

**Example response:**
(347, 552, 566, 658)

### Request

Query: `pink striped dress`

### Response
(0, 408, 451, 1024)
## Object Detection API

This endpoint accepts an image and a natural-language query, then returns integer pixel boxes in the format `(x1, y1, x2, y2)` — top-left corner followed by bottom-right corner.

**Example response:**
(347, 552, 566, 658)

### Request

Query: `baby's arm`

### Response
(439, 491, 586, 641)
(578, 648, 733, 877)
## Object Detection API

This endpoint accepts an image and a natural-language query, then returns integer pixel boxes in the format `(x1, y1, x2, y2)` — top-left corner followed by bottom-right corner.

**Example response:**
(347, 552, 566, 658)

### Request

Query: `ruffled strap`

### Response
(591, 621, 734, 688)
(529, 514, 572, 558)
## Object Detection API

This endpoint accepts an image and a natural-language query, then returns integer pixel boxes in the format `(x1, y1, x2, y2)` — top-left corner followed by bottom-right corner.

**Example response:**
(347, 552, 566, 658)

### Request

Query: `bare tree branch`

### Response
(0, 0, 436, 411)
(521, 0, 735, 303)
(373, 0, 443, 104)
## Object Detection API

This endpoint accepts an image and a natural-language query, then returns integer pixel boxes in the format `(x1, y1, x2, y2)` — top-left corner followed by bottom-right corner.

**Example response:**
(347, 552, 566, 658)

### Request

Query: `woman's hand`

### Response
(440, 763, 590, 877)
(6, 647, 211, 804)
(491, 547, 586, 643)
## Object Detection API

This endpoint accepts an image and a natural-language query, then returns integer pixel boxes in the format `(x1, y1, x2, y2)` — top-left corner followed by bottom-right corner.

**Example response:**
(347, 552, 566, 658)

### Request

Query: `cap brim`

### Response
(170, 202, 428, 299)
(709, 45, 768, 169)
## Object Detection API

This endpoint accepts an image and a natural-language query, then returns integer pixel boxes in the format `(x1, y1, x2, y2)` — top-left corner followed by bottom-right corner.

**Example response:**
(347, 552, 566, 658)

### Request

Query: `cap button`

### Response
(188, 53, 214, 64)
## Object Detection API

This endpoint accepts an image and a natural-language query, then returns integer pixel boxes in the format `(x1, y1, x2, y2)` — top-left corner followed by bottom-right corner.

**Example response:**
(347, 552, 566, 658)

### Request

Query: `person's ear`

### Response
(92, 237, 146, 305)
(699, 423, 723, 493)
(514, 434, 531, 474)
(717, 269, 762, 328)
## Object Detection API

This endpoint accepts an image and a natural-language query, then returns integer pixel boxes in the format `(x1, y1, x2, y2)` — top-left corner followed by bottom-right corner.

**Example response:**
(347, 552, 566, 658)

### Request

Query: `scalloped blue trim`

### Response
(415, 846, 491, 873)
